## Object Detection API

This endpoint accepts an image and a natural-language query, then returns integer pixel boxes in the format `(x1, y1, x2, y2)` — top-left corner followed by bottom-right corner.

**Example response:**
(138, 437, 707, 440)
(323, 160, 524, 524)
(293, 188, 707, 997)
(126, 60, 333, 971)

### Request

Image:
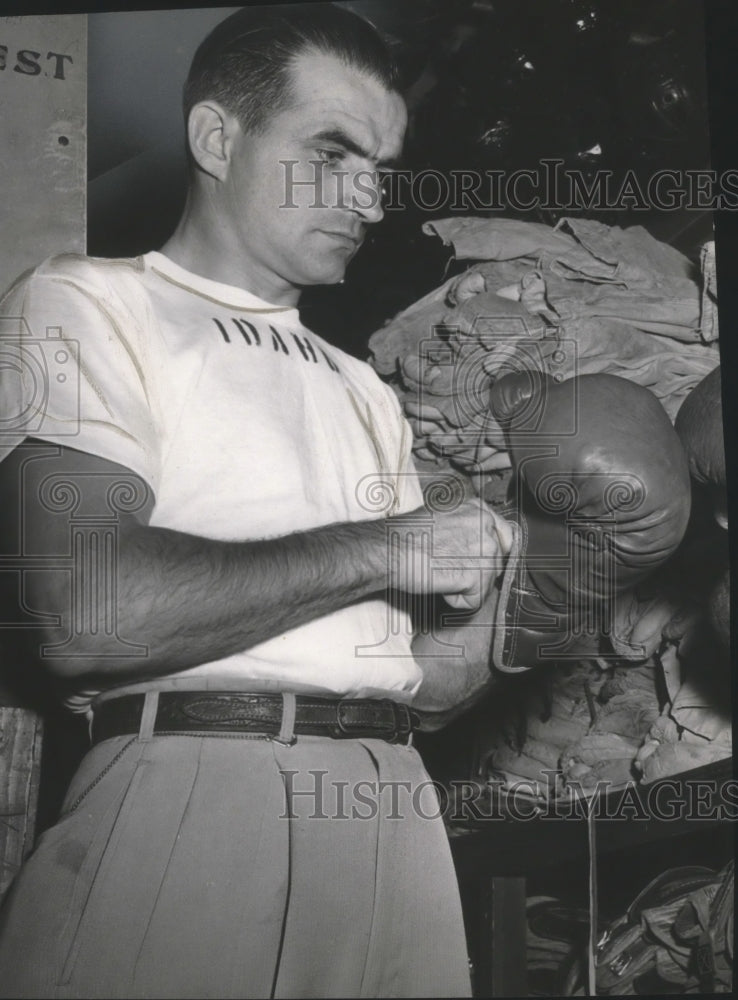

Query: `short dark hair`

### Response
(183, 3, 401, 135)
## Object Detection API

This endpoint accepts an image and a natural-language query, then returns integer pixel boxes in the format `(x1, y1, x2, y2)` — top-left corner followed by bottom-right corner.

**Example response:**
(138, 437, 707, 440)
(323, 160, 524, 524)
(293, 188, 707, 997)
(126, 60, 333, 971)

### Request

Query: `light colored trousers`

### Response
(0, 730, 472, 999)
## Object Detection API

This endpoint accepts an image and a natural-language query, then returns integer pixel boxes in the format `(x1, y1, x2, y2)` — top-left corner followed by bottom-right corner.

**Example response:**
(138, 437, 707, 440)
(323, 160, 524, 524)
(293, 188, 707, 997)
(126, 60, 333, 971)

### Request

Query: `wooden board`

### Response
(0, 707, 43, 898)
(0, 14, 87, 295)
(0, 13, 86, 897)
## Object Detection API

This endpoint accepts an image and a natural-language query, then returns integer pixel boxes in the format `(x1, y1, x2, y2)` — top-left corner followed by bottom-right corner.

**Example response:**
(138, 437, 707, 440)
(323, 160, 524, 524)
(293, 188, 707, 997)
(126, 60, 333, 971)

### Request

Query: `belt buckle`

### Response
(334, 699, 415, 745)
(334, 699, 392, 741)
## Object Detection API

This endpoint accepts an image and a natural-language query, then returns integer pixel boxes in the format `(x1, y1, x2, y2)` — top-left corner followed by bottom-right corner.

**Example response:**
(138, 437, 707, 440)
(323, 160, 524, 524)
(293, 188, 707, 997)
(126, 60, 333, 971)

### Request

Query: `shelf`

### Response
(450, 756, 734, 878)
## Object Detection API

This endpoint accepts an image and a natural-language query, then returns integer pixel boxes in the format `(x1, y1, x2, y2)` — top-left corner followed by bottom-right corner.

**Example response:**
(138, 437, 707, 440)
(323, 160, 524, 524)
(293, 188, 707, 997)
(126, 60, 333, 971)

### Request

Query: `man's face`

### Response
(220, 49, 407, 303)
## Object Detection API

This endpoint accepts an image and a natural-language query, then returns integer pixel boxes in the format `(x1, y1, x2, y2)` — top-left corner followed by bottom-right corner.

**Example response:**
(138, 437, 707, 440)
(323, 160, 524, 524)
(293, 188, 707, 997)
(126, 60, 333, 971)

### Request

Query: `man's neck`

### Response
(159, 200, 301, 308)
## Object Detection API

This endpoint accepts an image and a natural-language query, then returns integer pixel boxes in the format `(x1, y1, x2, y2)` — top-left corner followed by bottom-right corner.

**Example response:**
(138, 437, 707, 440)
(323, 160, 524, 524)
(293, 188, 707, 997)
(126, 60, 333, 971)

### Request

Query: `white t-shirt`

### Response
(0, 252, 425, 708)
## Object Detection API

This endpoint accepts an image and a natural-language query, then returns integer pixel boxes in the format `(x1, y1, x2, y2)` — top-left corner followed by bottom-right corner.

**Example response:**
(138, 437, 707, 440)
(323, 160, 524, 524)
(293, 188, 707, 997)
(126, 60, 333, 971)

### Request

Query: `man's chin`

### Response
(299, 263, 351, 288)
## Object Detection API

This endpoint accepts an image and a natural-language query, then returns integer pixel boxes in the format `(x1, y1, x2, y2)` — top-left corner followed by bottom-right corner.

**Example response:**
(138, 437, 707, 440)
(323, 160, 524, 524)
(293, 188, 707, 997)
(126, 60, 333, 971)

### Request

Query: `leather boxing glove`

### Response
(488, 371, 692, 671)
(675, 365, 729, 649)
(675, 365, 726, 527)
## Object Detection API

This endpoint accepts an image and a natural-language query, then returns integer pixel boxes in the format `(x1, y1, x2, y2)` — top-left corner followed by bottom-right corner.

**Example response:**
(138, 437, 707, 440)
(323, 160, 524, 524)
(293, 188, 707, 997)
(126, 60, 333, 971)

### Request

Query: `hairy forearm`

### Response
(11, 443, 506, 687)
(38, 515, 391, 681)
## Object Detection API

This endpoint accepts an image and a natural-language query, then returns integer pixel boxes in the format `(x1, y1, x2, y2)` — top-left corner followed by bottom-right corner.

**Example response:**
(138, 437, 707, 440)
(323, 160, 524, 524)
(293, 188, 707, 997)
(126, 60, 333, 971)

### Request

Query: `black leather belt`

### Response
(90, 692, 418, 746)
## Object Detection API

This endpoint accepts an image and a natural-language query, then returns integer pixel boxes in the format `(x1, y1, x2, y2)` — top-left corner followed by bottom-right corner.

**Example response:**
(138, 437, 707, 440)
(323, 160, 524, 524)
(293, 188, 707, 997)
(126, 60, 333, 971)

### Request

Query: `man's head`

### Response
(177, 4, 407, 305)
(183, 4, 400, 138)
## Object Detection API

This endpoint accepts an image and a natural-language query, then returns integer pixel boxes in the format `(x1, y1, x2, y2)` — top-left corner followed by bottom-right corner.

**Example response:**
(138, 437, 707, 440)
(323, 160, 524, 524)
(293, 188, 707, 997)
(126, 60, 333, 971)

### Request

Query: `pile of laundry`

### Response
(368, 217, 719, 503)
(474, 659, 657, 800)
(473, 638, 731, 800)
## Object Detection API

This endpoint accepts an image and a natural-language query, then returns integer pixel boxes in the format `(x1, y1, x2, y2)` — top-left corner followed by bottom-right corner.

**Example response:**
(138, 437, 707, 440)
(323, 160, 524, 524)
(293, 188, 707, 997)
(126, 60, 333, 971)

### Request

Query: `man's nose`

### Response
(348, 169, 384, 224)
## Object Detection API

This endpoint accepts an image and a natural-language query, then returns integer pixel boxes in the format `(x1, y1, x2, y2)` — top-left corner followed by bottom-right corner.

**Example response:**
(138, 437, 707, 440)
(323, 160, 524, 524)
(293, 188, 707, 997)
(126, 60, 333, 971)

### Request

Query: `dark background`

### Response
(86, 0, 717, 359)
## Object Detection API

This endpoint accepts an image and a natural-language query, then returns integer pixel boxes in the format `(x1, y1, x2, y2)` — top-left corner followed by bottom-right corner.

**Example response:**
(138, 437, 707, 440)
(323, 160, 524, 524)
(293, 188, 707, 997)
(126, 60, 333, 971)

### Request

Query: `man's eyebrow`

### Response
(308, 127, 401, 168)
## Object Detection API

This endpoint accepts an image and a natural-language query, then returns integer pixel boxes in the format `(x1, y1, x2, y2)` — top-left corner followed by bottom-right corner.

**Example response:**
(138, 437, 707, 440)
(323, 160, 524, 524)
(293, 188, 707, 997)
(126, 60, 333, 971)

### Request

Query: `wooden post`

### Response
(0, 14, 87, 293)
(470, 875, 529, 997)
(0, 13, 87, 898)
(0, 708, 43, 898)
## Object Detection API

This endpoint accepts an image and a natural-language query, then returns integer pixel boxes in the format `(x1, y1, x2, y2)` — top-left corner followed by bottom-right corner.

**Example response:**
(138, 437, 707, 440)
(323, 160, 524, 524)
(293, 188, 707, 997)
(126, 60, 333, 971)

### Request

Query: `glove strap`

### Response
(491, 516, 551, 673)
(490, 510, 602, 673)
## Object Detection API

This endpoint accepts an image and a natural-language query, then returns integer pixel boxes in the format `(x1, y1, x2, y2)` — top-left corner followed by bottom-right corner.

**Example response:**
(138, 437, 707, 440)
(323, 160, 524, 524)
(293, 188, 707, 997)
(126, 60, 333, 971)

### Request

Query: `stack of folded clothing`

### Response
(475, 660, 664, 800)
(368, 218, 719, 505)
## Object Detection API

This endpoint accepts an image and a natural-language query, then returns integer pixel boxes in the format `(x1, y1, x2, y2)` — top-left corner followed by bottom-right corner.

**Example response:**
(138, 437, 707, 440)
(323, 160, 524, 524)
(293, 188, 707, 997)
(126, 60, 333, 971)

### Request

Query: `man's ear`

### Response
(187, 101, 239, 180)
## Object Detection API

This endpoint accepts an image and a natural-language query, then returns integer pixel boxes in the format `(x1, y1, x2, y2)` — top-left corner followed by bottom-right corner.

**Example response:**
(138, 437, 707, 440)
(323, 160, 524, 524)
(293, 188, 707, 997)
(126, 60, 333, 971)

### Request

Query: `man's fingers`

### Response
(444, 589, 482, 611)
(465, 501, 513, 560)
(403, 399, 446, 421)
(409, 417, 446, 437)
(389, 500, 512, 602)
(443, 562, 498, 611)
(487, 509, 514, 557)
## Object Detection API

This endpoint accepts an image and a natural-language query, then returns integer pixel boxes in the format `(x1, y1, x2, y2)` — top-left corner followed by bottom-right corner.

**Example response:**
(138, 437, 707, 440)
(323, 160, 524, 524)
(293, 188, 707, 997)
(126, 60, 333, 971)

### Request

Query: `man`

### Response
(0, 6, 507, 997)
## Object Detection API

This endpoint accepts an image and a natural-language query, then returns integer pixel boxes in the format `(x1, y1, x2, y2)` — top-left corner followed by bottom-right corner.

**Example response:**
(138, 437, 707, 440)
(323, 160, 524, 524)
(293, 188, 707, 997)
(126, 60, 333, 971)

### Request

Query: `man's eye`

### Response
(315, 148, 344, 166)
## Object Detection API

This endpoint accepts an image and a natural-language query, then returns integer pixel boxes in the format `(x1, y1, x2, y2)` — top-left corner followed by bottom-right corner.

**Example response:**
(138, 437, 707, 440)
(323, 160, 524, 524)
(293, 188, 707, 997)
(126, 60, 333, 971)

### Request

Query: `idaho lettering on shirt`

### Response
(213, 316, 340, 372)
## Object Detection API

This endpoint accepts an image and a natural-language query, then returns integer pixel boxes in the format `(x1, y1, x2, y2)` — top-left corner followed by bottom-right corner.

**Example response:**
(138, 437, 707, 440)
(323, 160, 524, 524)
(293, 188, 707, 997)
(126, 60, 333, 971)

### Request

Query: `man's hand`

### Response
(390, 502, 514, 728)
(387, 499, 513, 611)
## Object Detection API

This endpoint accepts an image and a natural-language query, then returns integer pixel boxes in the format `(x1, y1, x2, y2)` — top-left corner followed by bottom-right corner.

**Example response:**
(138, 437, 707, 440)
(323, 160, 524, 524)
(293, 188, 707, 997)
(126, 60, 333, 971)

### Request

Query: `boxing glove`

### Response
(675, 366, 729, 649)
(675, 365, 726, 527)
(488, 371, 692, 671)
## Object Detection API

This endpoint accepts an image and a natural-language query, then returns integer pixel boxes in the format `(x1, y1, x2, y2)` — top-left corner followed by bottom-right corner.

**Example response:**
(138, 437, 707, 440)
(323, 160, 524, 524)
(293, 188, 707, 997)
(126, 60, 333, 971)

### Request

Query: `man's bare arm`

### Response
(409, 588, 500, 730)
(1, 441, 502, 685)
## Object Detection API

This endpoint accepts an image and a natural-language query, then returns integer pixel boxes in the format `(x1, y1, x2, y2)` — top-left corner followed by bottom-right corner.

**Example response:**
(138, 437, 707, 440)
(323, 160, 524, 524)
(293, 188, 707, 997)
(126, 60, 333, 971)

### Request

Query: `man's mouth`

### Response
(319, 230, 362, 249)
